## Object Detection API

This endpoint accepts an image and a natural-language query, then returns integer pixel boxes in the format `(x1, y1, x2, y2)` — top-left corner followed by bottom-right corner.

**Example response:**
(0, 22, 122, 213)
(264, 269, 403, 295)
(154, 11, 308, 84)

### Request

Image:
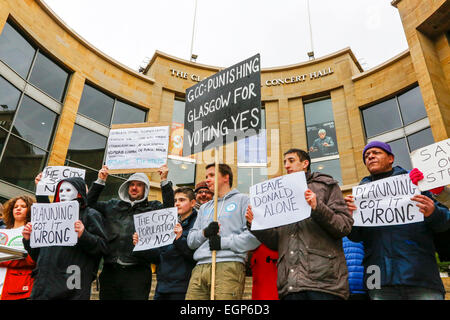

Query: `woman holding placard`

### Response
(0, 195, 36, 300)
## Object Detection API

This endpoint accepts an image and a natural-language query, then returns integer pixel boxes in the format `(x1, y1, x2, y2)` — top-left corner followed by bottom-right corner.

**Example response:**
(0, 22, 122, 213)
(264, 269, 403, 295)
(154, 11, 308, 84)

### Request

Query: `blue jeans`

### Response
(369, 286, 444, 300)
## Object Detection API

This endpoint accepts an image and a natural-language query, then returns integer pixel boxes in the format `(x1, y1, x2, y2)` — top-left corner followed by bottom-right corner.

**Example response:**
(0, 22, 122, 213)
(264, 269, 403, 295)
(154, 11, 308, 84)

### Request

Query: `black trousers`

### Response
(99, 263, 152, 300)
(282, 291, 344, 300)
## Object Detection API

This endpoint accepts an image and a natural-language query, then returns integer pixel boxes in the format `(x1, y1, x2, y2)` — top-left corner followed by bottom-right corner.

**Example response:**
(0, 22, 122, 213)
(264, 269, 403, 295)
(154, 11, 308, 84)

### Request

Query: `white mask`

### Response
(58, 181, 78, 202)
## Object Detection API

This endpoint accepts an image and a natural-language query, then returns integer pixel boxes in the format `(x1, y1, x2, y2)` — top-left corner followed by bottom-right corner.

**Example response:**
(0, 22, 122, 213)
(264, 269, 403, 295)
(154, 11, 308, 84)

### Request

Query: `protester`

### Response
(246, 148, 353, 300)
(23, 177, 108, 300)
(342, 236, 368, 300)
(0, 195, 36, 300)
(133, 187, 197, 300)
(249, 243, 279, 300)
(186, 163, 260, 300)
(194, 181, 213, 210)
(345, 141, 450, 300)
(87, 165, 174, 300)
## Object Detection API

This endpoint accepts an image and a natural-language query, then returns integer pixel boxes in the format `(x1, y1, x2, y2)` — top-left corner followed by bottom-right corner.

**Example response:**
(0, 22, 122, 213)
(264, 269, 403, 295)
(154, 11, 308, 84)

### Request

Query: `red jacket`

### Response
(250, 244, 279, 300)
(0, 255, 35, 300)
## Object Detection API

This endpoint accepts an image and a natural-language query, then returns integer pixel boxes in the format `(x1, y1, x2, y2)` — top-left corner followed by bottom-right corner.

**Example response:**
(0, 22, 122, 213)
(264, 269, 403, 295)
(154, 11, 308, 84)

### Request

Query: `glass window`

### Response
(398, 86, 427, 126)
(0, 76, 21, 130)
(304, 98, 339, 159)
(311, 159, 343, 185)
(0, 135, 47, 191)
(167, 158, 195, 187)
(0, 128, 7, 155)
(66, 124, 107, 169)
(362, 98, 402, 138)
(407, 127, 434, 152)
(111, 100, 146, 125)
(12, 95, 57, 150)
(237, 167, 268, 194)
(78, 84, 114, 126)
(0, 22, 35, 79)
(389, 138, 412, 171)
(238, 108, 266, 164)
(28, 51, 69, 102)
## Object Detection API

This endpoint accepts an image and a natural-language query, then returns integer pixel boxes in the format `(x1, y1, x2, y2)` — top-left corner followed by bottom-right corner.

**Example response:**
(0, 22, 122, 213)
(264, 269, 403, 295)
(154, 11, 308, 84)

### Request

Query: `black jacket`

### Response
(23, 177, 108, 300)
(87, 179, 174, 266)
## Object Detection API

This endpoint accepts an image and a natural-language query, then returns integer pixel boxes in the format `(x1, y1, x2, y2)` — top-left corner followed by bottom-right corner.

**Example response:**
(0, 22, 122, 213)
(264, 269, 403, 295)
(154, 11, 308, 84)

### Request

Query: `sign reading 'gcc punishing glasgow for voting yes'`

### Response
(183, 54, 262, 157)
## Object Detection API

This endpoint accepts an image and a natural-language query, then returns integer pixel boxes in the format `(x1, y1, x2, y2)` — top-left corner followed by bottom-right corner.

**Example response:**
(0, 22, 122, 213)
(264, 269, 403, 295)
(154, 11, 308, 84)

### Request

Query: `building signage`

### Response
(170, 67, 333, 87)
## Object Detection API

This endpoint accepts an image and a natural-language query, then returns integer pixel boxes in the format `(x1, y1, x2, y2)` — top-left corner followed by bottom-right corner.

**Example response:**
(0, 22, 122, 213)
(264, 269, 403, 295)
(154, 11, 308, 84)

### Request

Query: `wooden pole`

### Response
(210, 147, 219, 300)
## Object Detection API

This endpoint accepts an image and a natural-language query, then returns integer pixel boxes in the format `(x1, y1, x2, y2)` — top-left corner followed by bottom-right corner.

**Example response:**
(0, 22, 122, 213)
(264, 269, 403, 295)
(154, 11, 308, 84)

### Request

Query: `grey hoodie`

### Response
(117, 172, 150, 206)
(187, 189, 260, 265)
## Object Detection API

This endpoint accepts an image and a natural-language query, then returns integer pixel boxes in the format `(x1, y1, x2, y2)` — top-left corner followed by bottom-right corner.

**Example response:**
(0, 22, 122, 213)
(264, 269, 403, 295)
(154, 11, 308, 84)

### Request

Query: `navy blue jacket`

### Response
(342, 236, 365, 294)
(135, 209, 197, 295)
(348, 166, 450, 294)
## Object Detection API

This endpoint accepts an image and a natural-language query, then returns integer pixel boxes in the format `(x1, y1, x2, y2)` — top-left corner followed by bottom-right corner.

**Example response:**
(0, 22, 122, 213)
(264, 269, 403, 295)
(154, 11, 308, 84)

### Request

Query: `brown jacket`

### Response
(250, 171, 353, 299)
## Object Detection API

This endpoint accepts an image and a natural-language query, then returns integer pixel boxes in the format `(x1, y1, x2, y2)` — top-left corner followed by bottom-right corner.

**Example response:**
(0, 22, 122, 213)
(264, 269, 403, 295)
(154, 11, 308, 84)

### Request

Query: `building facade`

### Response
(0, 0, 448, 203)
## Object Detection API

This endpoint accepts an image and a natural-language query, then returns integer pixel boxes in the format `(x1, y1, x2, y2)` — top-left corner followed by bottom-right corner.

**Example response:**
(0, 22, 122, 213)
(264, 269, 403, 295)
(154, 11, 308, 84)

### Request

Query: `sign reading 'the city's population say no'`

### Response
(183, 54, 262, 157)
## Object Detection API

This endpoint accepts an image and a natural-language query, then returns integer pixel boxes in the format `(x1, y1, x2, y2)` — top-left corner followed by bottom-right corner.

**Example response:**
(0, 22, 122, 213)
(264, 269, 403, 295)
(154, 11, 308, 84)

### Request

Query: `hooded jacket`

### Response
(87, 173, 174, 266)
(23, 177, 108, 300)
(348, 166, 450, 294)
(187, 189, 260, 265)
(250, 171, 353, 300)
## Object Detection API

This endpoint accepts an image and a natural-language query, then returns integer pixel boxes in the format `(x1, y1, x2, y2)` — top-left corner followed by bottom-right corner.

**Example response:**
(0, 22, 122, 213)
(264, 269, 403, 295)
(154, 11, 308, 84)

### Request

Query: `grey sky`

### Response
(43, 0, 408, 71)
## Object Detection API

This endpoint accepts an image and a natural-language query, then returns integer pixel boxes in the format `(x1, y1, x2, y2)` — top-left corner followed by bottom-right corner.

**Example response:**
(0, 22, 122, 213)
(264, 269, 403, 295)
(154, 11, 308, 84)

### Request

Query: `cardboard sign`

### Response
(133, 207, 178, 251)
(0, 228, 27, 262)
(36, 166, 86, 196)
(105, 124, 169, 173)
(183, 54, 261, 157)
(410, 138, 450, 191)
(352, 174, 422, 227)
(249, 171, 311, 230)
(30, 201, 79, 248)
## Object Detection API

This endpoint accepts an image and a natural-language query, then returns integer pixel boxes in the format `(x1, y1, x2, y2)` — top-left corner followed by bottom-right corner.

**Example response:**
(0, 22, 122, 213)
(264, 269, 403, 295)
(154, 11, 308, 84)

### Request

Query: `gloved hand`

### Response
(203, 221, 219, 238)
(409, 168, 423, 185)
(209, 235, 221, 251)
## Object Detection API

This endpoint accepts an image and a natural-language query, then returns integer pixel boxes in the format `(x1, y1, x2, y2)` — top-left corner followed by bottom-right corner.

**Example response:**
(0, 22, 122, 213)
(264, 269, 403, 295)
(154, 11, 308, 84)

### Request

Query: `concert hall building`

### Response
(0, 0, 448, 205)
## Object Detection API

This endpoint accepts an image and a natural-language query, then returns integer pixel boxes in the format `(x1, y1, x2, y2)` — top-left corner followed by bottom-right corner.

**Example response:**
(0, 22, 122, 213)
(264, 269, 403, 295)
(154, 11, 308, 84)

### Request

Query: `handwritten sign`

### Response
(410, 138, 450, 191)
(133, 207, 178, 251)
(183, 54, 261, 157)
(105, 125, 169, 172)
(36, 166, 86, 196)
(352, 174, 422, 227)
(249, 171, 311, 231)
(30, 201, 79, 248)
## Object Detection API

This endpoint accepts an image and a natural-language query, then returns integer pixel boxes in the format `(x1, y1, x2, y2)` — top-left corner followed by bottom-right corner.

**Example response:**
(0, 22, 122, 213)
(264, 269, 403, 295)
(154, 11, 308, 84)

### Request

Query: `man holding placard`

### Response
(87, 165, 174, 300)
(22, 177, 108, 300)
(345, 141, 450, 300)
(186, 163, 260, 300)
(246, 149, 353, 300)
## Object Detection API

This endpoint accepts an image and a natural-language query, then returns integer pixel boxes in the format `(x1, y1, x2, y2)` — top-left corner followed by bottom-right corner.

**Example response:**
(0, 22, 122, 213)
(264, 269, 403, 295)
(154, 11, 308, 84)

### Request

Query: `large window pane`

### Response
(78, 84, 114, 126)
(389, 138, 412, 171)
(0, 128, 7, 156)
(66, 124, 107, 169)
(398, 86, 427, 126)
(0, 22, 35, 79)
(362, 98, 402, 138)
(12, 95, 57, 150)
(407, 127, 434, 152)
(111, 100, 146, 125)
(305, 99, 339, 159)
(167, 158, 195, 187)
(237, 167, 268, 194)
(311, 159, 343, 185)
(0, 135, 47, 191)
(29, 51, 69, 102)
(0, 76, 21, 130)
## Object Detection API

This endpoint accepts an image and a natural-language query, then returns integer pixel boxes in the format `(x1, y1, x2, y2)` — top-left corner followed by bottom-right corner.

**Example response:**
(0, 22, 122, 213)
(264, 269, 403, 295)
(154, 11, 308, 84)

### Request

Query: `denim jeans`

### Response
(369, 286, 444, 300)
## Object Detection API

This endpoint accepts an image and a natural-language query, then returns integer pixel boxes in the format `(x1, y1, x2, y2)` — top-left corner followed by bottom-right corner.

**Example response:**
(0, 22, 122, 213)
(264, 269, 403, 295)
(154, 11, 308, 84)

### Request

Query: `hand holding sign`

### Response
(410, 194, 435, 217)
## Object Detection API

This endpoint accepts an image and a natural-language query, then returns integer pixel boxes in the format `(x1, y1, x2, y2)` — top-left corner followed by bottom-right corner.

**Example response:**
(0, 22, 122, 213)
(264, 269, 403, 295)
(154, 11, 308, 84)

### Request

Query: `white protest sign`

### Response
(30, 201, 79, 248)
(105, 125, 169, 171)
(410, 138, 450, 191)
(250, 171, 311, 231)
(352, 174, 422, 227)
(133, 207, 178, 251)
(36, 166, 86, 196)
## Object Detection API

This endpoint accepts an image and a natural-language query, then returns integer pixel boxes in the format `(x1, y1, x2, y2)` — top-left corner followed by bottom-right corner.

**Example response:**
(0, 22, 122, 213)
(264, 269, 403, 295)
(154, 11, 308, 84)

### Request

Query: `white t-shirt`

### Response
(0, 226, 25, 296)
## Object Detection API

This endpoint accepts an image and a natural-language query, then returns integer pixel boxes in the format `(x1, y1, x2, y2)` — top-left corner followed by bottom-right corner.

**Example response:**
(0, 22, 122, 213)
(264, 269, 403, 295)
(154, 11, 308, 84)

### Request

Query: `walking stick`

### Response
(210, 147, 219, 300)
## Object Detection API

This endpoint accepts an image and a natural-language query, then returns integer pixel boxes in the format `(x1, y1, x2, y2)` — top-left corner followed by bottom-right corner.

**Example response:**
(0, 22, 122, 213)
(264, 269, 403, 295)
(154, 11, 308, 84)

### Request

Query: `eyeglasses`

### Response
(197, 190, 212, 195)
